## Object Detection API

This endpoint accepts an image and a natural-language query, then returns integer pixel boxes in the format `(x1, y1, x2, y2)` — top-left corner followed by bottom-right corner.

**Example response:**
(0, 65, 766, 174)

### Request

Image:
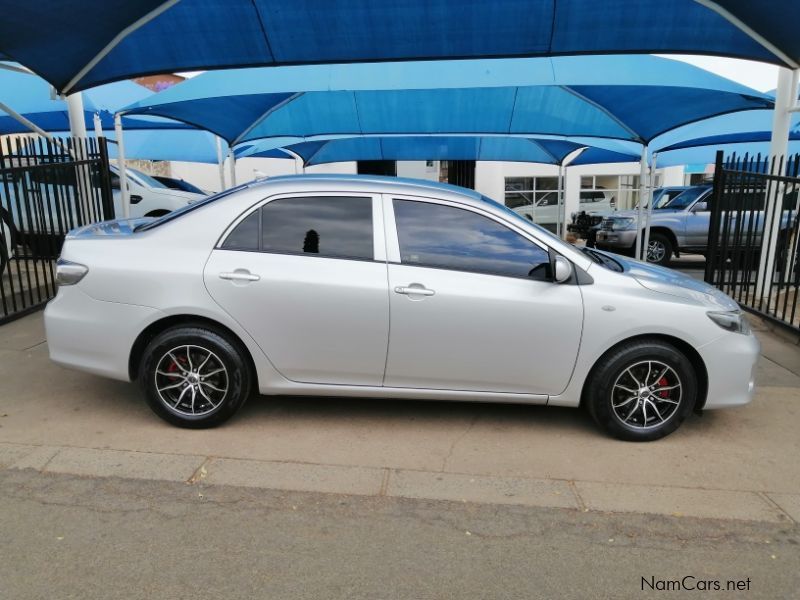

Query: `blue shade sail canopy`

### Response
(652, 109, 800, 152)
(238, 136, 639, 167)
(0, 66, 192, 134)
(121, 56, 773, 147)
(44, 129, 225, 164)
(1, 1, 798, 93)
(656, 142, 800, 168)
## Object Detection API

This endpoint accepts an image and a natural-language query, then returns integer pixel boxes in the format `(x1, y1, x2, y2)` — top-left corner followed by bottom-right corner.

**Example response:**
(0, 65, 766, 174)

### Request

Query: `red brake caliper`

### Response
(658, 377, 670, 398)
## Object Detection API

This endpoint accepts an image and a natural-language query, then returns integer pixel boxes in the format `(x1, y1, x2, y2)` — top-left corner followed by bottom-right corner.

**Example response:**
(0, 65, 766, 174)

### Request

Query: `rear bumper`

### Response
(44, 286, 161, 382)
(698, 331, 760, 409)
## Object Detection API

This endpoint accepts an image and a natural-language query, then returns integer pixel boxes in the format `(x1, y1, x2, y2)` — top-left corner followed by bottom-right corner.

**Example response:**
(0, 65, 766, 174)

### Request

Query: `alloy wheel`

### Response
(610, 360, 682, 430)
(154, 345, 229, 416)
(647, 240, 667, 263)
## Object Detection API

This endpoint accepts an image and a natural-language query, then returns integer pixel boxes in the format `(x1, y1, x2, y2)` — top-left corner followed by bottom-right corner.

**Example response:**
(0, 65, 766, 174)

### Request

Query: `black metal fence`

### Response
(705, 150, 800, 332)
(0, 136, 113, 325)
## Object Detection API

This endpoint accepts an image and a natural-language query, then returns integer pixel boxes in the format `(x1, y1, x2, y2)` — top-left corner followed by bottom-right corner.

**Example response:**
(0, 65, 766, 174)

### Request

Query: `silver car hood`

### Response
(611, 253, 739, 310)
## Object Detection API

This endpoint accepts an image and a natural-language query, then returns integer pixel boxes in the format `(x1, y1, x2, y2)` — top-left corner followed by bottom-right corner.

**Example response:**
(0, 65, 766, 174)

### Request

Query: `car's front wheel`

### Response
(585, 339, 697, 441)
(139, 325, 252, 428)
(645, 233, 673, 266)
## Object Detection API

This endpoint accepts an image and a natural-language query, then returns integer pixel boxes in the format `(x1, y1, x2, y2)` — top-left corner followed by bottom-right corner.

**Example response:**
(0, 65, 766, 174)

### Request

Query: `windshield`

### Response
(127, 167, 168, 189)
(580, 247, 623, 272)
(662, 186, 710, 210)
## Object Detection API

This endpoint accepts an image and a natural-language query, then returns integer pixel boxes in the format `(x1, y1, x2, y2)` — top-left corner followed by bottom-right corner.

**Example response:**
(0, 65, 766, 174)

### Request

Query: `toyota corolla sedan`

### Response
(44, 175, 759, 441)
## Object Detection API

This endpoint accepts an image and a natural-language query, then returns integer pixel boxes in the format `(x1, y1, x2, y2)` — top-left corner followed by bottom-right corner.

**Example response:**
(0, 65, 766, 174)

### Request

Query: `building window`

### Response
(503, 177, 560, 232)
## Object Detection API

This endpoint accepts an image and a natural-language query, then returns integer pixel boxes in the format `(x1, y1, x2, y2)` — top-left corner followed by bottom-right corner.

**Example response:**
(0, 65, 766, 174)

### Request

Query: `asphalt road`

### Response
(1, 469, 798, 600)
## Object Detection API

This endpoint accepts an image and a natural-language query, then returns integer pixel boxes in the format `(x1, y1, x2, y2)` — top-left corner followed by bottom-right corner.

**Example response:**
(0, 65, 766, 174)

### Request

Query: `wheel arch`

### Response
(581, 333, 708, 411)
(647, 227, 679, 254)
(128, 314, 259, 389)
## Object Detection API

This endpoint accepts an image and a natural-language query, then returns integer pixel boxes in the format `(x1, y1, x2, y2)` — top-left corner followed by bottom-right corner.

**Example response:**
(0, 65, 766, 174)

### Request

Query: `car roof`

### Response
(242, 173, 484, 203)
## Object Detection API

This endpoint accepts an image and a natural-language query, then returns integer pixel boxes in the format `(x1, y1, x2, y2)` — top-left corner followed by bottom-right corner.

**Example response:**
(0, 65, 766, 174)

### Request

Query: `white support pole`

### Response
(635, 145, 649, 260)
(642, 152, 658, 262)
(227, 149, 237, 187)
(66, 93, 87, 140)
(756, 68, 800, 297)
(557, 164, 564, 239)
(114, 113, 130, 219)
(216, 137, 227, 191)
(93, 112, 104, 139)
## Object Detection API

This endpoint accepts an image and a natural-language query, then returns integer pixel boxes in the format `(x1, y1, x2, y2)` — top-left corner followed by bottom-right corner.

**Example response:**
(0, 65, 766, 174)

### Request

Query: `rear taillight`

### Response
(55, 258, 88, 286)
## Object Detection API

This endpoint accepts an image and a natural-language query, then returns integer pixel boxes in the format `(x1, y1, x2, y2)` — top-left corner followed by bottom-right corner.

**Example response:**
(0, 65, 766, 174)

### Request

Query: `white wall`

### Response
(396, 160, 440, 181)
(169, 158, 357, 193)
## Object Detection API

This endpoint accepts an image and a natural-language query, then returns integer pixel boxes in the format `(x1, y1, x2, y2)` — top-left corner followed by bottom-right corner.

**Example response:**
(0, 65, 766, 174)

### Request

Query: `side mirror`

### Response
(554, 255, 573, 283)
(692, 201, 708, 212)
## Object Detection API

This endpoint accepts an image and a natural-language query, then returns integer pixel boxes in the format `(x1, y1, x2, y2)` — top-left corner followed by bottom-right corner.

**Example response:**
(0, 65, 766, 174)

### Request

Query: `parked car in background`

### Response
(513, 190, 615, 233)
(153, 175, 207, 195)
(0, 164, 204, 260)
(110, 166, 205, 218)
(569, 186, 689, 243)
(511, 191, 560, 231)
(596, 186, 711, 264)
(45, 174, 758, 441)
(595, 184, 795, 266)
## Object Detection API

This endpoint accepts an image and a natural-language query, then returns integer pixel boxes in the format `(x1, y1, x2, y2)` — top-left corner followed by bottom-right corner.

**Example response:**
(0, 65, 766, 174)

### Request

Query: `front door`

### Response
(204, 194, 389, 386)
(383, 197, 583, 395)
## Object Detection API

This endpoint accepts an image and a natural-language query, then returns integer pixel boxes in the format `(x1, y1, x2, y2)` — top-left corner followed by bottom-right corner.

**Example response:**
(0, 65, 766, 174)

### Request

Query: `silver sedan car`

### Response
(44, 175, 759, 441)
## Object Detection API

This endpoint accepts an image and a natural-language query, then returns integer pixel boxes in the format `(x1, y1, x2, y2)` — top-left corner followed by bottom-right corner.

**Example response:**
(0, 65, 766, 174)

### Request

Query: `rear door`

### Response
(204, 193, 390, 386)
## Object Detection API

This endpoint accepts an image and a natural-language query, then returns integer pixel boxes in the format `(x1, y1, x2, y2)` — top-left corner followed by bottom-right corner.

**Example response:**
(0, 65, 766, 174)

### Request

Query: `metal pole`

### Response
(66, 92, 87, 140)
(216, 137, 227, 191)
(93, 112, 104, 139)
(635, 145, 649, 260)
(557, 164, 564, 238)
(642, 152, 658, 262)
(114, 113, 130, 219)
(228, 149, 237, 187)
(756, 68, 799, 297)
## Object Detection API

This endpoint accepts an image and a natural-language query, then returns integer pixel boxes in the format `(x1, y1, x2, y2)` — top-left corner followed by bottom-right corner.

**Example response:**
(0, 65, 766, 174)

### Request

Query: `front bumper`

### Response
(698, 331, 760, 409)
(44, 285, 162, 382)
(595, 229, 637, 249)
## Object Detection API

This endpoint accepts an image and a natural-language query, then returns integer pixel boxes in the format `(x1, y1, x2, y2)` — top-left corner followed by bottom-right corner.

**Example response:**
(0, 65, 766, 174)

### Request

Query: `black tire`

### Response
(585, 339, 697, 442)
(644, 232, 673, 266)
(139, 325, 252, 428)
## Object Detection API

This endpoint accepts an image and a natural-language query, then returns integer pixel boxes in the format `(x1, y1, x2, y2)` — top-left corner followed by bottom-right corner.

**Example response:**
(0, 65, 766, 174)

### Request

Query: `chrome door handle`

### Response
(394, 285, 435, 297)
(220, 270, 260, 282)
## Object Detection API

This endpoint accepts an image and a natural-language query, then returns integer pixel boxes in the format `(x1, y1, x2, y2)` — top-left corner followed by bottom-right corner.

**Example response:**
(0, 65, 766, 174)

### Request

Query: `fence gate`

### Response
(0, 136, 113, 324)
(705, 150, 800, 332)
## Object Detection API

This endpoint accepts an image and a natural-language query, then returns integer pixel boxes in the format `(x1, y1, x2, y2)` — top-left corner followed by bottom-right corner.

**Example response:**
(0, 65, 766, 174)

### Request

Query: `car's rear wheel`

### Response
(645, 233, 672, 266)
(585, 340, 697, 441)
(139, 326, 252, 428)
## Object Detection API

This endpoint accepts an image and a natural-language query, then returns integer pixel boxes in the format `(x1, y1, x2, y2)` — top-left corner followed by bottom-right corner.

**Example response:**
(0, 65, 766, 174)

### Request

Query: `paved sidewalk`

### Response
(1, 312, 799, 524)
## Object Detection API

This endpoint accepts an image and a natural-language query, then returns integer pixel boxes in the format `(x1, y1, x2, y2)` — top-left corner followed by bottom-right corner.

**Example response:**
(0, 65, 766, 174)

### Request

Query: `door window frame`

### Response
(216, 191, 387, 263)
(382, 194, 553, 280)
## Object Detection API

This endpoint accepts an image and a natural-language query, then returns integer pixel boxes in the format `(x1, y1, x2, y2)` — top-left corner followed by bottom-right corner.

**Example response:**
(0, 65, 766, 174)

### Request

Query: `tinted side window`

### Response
(222, 210, 260, 250)
(261, 196, 373, 260)
(393, 199, 551, 279)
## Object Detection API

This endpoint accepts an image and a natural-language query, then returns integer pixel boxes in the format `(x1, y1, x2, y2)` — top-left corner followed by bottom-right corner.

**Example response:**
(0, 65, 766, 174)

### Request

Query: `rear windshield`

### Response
(134, 184, 249, 232)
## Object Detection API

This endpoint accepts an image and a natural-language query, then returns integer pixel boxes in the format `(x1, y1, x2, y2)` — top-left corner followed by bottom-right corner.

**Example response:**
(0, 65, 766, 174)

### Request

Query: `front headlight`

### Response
(707, 310, 751, 335)
(611, 217, 636, 231)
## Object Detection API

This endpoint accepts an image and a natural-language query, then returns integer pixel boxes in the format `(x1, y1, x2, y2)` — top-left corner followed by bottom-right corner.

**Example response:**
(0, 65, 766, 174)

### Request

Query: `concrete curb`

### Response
(2, 442, 797, 525)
